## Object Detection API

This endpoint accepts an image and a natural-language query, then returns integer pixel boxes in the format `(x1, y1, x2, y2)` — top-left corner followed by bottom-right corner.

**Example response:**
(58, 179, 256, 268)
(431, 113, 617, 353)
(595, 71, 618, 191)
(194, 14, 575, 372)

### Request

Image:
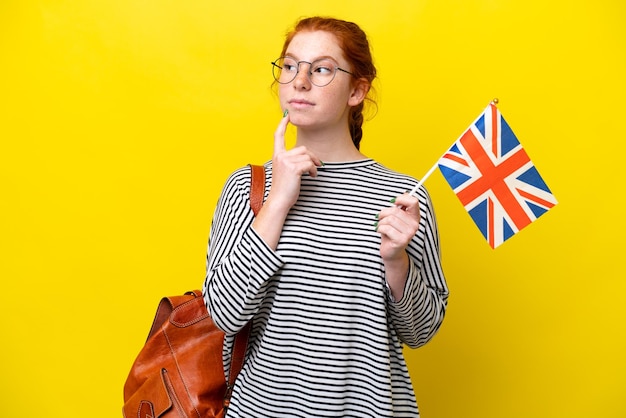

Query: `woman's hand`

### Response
(269, 112, 323, 212)
(376, 193, 421, 300)
(377, 193, 421, 261)
(251, 112, 322, 250)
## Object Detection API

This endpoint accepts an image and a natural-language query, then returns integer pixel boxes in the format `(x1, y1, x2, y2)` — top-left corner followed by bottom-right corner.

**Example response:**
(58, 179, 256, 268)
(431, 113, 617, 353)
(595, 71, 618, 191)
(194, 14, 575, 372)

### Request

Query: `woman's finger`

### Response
(273, 110, 290, 155)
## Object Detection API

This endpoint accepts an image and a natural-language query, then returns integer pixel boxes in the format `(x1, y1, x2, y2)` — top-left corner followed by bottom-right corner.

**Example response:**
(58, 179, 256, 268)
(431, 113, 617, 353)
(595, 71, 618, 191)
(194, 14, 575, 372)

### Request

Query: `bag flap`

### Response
(123, 369, 173, 418)
(146, 291, 202, 341)
(170, 293, 211, 327)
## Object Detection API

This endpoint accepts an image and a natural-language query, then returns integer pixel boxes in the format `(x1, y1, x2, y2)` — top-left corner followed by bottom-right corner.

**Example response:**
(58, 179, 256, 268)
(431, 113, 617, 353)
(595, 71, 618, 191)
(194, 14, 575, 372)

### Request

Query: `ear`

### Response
(347, 78, 370, 107)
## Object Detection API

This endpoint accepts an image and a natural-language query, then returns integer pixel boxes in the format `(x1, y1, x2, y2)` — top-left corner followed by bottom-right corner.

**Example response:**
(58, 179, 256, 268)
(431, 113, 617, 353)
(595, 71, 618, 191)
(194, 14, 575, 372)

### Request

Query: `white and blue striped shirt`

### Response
(204, 159, 448, 417)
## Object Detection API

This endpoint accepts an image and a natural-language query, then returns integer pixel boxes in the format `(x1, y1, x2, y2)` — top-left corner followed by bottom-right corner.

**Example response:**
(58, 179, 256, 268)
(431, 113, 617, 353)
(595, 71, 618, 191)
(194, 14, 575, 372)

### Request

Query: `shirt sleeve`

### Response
(386, 187, 449, 348)
(202, 166, 283, 335)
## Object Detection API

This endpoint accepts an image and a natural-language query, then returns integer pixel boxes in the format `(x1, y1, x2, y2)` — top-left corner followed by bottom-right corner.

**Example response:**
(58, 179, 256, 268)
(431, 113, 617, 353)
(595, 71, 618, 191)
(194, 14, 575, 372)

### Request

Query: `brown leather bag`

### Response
(123, 164, 265, 418)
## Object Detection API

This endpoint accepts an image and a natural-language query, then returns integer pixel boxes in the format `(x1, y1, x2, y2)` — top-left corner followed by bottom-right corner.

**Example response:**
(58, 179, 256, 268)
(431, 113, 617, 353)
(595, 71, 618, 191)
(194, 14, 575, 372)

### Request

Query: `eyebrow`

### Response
(283, 54, 340, 63)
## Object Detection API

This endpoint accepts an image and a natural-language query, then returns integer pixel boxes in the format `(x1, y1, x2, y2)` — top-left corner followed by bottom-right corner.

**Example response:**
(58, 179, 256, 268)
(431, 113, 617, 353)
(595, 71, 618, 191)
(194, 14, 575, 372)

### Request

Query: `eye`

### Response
(311, 60, 334, 75)
(282, 58, 298, 73)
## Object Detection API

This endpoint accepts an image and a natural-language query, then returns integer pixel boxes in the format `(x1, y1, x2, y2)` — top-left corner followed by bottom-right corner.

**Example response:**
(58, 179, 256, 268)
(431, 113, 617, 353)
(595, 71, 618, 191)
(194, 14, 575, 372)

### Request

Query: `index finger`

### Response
(273, 110, 290, 155)
(391, 193, 420, 213)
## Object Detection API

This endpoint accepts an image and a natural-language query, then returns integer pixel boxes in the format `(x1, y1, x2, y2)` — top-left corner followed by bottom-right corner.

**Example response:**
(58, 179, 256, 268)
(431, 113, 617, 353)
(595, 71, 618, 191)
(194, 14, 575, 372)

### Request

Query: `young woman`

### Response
(203, 16, 449, 417)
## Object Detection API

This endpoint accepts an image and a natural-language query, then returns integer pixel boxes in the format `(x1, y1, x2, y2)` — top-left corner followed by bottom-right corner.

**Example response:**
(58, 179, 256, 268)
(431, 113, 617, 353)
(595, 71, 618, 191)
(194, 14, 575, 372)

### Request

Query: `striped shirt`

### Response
(203, 159, 448, 417)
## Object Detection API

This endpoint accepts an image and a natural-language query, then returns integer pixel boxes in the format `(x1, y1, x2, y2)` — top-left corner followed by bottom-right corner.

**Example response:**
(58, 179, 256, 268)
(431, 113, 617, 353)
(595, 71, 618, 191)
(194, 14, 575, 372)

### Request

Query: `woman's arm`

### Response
(378, 190, 449, 348)
(202, 169, 283, 335)
(204, 113, 322, 335)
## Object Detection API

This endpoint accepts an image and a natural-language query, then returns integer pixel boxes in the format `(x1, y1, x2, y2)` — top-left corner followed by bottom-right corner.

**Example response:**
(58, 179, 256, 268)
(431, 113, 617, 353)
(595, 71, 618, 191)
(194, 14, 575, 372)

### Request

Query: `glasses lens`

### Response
(309, 59, 336, 87)
(273, 57, 298, 84)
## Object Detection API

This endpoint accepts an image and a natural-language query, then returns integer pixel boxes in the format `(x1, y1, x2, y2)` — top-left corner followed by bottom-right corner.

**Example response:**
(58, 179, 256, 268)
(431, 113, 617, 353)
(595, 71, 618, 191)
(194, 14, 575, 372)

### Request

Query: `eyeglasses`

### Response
(271, 56, 354, 87)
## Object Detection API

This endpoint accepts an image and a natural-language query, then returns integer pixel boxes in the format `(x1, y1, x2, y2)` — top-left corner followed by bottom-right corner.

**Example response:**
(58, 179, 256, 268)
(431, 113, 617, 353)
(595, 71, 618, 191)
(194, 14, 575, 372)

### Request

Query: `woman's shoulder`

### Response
(368, 161, 433, 201)
(367, 161, 419, 184)
(222, 166, 250, 188)
(225, 161, 269, 181)
(221, 162, 271, 192)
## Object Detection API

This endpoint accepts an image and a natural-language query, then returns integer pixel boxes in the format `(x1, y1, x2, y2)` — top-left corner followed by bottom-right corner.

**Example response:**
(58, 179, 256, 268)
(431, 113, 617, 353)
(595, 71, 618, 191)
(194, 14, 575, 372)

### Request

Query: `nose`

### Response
(292, 63, 311, 90)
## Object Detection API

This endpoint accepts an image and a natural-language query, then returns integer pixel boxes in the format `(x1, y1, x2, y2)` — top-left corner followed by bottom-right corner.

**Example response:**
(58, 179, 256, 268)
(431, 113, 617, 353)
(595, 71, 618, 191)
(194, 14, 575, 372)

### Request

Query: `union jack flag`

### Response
(438, 103, 557, 248)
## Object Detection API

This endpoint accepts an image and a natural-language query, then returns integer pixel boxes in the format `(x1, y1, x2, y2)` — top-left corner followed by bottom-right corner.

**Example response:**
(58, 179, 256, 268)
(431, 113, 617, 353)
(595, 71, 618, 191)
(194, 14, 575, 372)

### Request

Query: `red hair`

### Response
(279, 17, 377, 149)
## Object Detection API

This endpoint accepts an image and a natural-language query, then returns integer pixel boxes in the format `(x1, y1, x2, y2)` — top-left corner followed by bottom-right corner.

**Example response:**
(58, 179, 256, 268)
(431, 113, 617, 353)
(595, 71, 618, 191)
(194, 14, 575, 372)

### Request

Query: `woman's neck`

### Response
(295, 128, 367, 162)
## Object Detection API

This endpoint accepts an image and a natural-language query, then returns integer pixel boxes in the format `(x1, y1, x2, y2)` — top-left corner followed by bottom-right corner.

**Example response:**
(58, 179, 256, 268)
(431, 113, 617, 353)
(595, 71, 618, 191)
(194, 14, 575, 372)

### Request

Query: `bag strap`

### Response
(225, 164, 265, 401)
(248, 164, 265, 216)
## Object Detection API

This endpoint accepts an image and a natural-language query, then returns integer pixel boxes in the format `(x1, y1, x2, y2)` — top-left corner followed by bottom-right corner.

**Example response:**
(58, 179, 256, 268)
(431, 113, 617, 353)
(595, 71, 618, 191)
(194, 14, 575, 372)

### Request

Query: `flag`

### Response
(437, 103, 557, 248)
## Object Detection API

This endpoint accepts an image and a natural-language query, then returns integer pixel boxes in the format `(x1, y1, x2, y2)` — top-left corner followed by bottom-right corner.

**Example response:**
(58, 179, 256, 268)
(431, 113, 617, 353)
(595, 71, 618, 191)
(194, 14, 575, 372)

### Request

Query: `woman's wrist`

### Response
(383, 253, 410, 301)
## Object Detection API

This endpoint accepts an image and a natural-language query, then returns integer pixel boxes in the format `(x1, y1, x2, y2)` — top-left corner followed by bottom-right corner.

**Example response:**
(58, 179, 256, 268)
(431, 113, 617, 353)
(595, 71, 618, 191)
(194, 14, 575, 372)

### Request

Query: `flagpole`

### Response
(408, 161, 439, 197)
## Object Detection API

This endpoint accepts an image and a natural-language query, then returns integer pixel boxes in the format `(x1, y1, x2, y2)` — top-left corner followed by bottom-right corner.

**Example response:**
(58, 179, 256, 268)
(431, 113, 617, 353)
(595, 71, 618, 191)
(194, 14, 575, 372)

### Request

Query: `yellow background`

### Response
(1, 1, 624, 417)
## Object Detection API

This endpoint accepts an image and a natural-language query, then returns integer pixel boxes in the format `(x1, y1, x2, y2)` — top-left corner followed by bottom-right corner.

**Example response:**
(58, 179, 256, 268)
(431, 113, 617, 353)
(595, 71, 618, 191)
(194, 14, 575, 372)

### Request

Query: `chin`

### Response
(288, 113, 315, 128)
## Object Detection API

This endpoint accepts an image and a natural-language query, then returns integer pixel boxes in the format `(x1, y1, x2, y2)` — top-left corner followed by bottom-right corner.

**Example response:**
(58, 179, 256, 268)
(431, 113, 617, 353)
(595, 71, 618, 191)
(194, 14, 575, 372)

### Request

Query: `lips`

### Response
(288, 98, 315, 108)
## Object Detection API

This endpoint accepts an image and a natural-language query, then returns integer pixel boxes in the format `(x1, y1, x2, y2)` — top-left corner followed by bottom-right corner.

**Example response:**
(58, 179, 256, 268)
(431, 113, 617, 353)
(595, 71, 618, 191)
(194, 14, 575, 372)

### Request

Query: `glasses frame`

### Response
(271, 56, 355, 87)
